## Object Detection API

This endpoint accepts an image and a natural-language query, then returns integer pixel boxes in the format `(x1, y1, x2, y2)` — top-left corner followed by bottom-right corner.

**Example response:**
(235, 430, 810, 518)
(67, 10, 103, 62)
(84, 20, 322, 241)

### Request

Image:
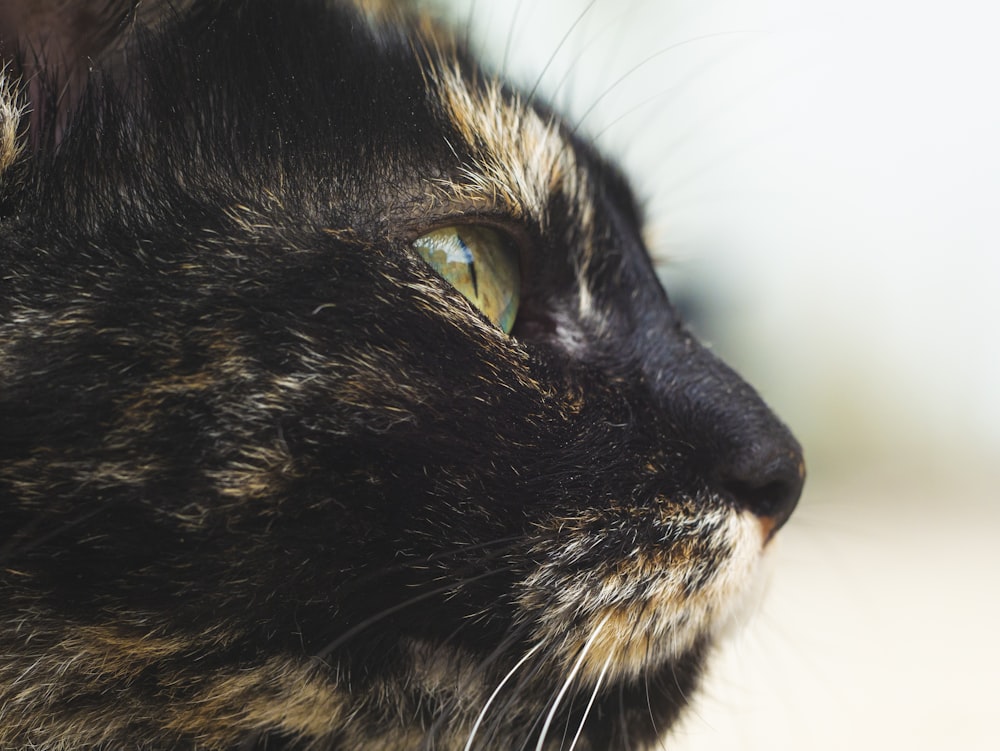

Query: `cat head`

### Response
(0, 2, 803, 749)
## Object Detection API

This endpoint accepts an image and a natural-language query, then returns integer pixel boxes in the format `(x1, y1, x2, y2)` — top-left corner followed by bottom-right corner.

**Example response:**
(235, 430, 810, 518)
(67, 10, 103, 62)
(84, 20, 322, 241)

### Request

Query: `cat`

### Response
(0, 1, 804, 749)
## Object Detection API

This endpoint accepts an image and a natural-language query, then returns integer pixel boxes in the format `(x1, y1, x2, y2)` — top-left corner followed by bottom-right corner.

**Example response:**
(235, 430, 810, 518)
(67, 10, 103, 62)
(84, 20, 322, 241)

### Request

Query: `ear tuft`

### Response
(0, 65, 24, 174)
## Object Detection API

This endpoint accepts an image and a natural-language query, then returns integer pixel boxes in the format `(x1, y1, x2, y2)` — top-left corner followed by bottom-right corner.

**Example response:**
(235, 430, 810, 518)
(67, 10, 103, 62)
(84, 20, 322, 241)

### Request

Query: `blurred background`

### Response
(437, 1, 999, 748)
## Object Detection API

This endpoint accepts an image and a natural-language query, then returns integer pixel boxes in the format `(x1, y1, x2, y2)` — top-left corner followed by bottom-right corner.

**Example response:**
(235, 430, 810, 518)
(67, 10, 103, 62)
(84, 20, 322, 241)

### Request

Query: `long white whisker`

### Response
(644, 667, 660, 739)
(535, 613, 611, 751)
(567, 652, 613, 751)
(463, 0, 478, 46)
(571, 30, 759, 137)
(525, 0, 599, 107)
(501, 0, 525, 79)
(463, 642, 543, 751)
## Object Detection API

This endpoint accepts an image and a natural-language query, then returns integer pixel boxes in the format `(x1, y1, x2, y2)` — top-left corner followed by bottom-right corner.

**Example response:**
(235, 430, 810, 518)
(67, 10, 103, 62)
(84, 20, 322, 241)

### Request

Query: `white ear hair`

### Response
(0, 65, 24, 175)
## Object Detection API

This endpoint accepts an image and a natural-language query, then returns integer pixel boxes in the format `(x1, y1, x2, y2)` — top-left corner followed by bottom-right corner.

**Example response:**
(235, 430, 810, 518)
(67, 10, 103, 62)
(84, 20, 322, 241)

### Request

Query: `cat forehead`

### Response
(367, 4, 598, 232)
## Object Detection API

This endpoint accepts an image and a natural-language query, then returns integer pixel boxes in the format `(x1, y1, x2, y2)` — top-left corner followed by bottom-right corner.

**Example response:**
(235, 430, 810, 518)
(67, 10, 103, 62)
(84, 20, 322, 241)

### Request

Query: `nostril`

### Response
(717, 449, 805, 535)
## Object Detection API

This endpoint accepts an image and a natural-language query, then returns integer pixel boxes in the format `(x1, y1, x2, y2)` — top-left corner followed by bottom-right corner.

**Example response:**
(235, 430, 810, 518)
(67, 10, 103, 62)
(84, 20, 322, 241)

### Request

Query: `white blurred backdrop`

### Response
(437, 1, 1000, 748)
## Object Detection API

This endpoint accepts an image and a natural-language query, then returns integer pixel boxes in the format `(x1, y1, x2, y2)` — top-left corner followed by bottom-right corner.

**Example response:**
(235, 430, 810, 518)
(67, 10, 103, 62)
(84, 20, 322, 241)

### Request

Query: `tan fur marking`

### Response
(63, 625, 193, 677)
(0, 67, 23, 174)
(1, 621, 199, 748)
(523, 508, 763, 685)
(406, 638, 486, 718)
(432, 65, 591, 233)
(207, 440, 299, 501)
(165, 656, 346, 745)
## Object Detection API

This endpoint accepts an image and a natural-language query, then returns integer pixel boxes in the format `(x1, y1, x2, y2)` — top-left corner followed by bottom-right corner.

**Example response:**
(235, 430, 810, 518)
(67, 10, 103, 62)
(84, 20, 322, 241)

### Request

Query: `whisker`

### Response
(567, 652, 613, 751)
(463, 640, 543, 751)
(588, 84, 677, 143)
(334, 536, 522, 593)
(570, 30, 760, 138)
(481, 633, 555, 749)
(618, 681, 634, 751)
(0, 504, 115, 563)
(463, 0, 479, 48)
(500, 0, 525, 80)
(640, 621, 661, 740)
(547, 4, 626, 112)
(535, 612, 611, 751)
(590, 36, 739, 157)
(422, 622, 532, 746)
(667, 658, 691, 708)
(644, 666, 659, 739)
(524, 0, 600, 109)
(312, 567, 505, 664)
(618, 43, 759, 171)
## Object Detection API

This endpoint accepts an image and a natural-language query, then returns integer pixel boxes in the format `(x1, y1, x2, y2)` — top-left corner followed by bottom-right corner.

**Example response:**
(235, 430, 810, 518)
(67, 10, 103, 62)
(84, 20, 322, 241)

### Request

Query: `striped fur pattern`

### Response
(0, 2, 804, 749)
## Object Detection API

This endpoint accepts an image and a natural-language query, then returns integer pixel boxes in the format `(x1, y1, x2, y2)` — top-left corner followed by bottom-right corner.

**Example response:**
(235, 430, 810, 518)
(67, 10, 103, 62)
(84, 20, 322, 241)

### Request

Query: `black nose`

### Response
(713, 432, 804, 534)
(637, 324, 805, 534)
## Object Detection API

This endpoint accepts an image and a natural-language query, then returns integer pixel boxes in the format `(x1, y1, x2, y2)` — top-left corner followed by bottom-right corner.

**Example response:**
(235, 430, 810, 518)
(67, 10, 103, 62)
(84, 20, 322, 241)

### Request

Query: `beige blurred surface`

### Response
(670, 466, 1000, 750)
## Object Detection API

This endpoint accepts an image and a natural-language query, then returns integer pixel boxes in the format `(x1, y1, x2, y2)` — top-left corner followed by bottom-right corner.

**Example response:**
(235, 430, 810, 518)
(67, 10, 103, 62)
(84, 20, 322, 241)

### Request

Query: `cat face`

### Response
(0, 1, 803, 749)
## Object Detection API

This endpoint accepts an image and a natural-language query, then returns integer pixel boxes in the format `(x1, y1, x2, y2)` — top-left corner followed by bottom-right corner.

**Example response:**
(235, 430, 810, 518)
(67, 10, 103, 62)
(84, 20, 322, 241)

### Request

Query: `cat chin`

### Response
(521, 506, 767, 687)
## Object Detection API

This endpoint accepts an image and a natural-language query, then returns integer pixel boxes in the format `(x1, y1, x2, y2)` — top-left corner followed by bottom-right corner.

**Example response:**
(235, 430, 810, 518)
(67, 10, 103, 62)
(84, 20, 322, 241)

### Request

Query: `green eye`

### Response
(412, 225, 520, 334)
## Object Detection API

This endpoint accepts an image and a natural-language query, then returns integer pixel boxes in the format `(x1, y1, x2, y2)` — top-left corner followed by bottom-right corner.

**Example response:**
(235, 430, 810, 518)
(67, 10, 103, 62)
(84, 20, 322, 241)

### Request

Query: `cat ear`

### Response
(0, 0, 145, 148)
(0, 66, 23, 175)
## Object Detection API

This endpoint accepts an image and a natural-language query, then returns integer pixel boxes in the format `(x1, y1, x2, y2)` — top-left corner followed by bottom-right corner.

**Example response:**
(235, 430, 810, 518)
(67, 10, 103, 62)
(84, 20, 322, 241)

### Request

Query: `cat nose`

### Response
(713, 434, 805, 538)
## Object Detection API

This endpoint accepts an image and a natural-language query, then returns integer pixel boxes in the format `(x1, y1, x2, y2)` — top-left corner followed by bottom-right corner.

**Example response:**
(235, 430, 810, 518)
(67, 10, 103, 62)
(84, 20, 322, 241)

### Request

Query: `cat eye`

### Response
(412, 225, 520, 334)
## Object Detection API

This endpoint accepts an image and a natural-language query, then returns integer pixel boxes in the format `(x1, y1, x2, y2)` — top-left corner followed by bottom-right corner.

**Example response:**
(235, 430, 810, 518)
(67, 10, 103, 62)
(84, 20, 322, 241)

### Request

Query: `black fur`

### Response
(0, 2, 803, 749)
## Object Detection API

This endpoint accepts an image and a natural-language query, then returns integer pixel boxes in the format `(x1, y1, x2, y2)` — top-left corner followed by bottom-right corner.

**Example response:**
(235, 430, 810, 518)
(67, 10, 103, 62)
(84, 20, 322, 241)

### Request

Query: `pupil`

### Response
(455, 233, 479, 297)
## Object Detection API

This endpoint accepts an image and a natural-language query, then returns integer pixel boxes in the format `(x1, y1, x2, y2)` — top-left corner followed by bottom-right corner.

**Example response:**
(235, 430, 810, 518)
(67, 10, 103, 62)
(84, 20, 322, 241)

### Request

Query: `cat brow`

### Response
(430, 63, 590, 233)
